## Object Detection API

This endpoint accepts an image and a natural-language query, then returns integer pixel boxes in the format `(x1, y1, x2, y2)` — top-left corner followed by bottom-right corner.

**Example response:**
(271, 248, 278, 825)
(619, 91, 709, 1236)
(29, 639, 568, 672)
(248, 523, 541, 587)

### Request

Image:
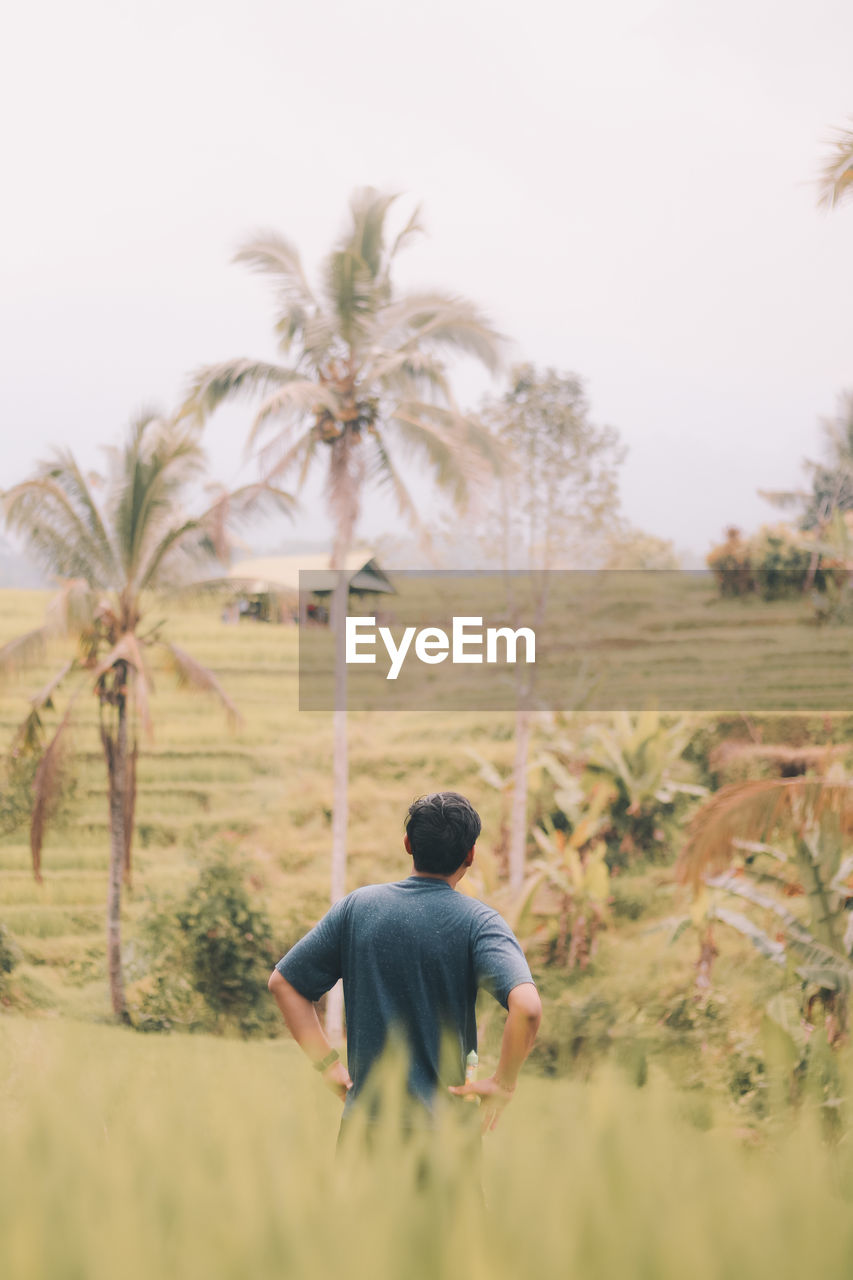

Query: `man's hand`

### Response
(323, 1059, 354, 1103)
(447, 1076, 516, 1132)
(268, 969, 352, 1102)
(449, 982, 541, 1133)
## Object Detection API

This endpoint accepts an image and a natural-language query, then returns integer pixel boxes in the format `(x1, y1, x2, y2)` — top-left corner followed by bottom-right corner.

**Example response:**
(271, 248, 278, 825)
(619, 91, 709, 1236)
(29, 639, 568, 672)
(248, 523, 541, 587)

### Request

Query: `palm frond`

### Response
(0, 626, 48, 678)
(372, 291, 505, 374)
(247, 380, 339, 451)
(30, 660, 76, 714)
(710, 906, 786, 965)
(678, 778, 853, 887)
(348, 187, 398, 277)
(44, 578, 97, 639)
(817, 123, 853, 210)
(182, 359, 301, 425)
(237, 237, 316, 354)
(388, 407, 470, 508)
(234, 231, 317, 322)
(362, 347, 453, 402)
(159, 642, 242, 728)
(389, 401, 503, 511)
(256, 425, 319, 489)
(30, 701, 76, 884)
(706, 871, 811, 941)
(322, 189, 400, 340)
(194, 482, 297, 562)
(390, 203, 424, 260)
(4, 472, 114, 588)
(367, 427, 424, 536)
(108, 413, 206, 585)
(136, 517, 213, 592)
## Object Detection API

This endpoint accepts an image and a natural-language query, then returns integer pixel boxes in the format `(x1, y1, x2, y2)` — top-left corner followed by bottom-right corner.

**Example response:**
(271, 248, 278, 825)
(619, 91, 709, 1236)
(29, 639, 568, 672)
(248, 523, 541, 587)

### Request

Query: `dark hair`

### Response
(404, 792, 482, 876)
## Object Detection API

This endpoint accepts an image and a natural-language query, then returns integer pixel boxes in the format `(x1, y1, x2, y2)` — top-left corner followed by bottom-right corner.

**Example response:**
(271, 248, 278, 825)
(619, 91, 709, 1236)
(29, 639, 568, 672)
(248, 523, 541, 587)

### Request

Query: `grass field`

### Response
(3, 1016, 853, 1280)
(2, 587, 853, 1275)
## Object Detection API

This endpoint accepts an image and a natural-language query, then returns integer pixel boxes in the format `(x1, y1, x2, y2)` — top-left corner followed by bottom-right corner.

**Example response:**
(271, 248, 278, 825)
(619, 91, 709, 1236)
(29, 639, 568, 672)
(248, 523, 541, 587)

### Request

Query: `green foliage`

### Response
(707, 522, 837, 600)
(0, 923, 20, 999)
(539, 712, 704, 871)
(750, 524, 819, 599)
(0, 726, 78, 840)
(706, 526, 754, 596)
(679, 773, 853, 1097)
(127, 854, 280, 1037)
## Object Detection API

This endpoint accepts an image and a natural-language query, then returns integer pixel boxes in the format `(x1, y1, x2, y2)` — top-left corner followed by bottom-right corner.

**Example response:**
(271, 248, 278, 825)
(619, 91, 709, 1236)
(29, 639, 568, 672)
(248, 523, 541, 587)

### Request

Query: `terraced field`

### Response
(0, 584, 842, 1063)
(0, 590, 519, 1018)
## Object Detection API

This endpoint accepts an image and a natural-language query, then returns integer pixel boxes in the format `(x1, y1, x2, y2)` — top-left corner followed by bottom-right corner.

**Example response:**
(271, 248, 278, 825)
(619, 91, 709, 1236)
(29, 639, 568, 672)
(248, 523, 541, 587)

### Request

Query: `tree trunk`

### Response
(325, 566, 349, 1045)
(123, 740, 137, 892)
(103, 672, 130, 1023)
(508, 706, 532, 895)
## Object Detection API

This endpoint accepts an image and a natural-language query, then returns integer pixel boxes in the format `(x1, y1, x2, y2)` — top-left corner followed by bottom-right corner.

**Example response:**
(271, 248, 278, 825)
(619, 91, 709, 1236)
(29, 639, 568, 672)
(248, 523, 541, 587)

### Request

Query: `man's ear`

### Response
(464, 845, 475, 867)
(404, 834, 413, 857)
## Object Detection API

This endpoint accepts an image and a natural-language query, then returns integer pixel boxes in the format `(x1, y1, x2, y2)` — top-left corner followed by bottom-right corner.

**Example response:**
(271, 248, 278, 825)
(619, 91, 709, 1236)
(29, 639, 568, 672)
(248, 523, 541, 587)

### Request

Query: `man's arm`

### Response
(447, 981, 542, 1132)
(268, 970, 353, 1101)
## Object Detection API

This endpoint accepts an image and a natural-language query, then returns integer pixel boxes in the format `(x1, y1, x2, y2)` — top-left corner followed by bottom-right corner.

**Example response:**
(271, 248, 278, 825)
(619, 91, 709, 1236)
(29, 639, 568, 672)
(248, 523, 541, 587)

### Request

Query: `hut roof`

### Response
(224, 550, 394, 596)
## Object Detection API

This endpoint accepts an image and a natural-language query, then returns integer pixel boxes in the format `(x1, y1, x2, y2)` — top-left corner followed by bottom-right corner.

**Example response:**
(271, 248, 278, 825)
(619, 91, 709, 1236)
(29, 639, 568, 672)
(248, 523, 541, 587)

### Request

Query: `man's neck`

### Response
(409, 869, 464, 888)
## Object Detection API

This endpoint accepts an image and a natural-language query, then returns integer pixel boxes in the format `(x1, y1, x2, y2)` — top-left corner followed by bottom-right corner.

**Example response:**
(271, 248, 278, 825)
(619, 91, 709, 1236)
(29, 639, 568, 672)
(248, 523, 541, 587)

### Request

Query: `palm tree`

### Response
(1, 413, 292, 1020)
(184, 187, 505, 1039)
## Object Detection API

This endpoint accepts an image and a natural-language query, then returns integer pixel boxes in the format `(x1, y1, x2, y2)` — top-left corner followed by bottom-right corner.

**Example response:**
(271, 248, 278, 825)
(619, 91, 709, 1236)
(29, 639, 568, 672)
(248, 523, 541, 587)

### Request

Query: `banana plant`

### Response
(463, 747, 611, 969)
(676, 774, 853, 1047)
(529, 807, 611, 970)
(542, 712, 705, 869)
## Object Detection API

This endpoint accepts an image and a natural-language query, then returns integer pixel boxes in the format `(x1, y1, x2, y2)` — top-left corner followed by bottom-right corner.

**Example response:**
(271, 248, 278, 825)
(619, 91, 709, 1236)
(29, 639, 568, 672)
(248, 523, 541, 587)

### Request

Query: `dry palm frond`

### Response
(196, 481, 296, 562)
(678, 778, 853, 888)
(0, 627, 48, 678)
(92, 633, 154, 738)
(30, 661, 76, 713)
(159, 642, 242, 728)
(30, 704, 75, 884)
(710, 742, 849, 772)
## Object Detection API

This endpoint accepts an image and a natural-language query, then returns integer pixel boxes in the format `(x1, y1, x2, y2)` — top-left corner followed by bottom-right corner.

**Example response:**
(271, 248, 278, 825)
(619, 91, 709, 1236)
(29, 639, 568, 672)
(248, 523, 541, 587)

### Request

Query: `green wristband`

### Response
(313, 1049, 340, 1073)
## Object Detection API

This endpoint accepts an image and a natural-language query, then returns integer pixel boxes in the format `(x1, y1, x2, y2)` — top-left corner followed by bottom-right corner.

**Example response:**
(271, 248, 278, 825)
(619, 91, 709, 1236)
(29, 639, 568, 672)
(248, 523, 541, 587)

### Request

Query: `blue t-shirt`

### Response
(275, 876, 534, 1117)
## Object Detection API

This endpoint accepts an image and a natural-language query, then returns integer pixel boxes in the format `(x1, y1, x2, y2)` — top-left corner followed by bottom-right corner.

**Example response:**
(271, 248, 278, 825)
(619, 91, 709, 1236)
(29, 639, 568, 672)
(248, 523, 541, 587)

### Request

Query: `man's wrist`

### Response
(493, 1075, 517, 1093)
(313, 1048, 340, 1073)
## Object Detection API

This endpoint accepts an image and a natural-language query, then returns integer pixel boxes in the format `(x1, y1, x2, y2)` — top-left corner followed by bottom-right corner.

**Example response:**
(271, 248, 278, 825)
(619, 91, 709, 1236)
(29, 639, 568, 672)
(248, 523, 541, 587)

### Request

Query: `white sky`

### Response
(2, 0, 853, 559)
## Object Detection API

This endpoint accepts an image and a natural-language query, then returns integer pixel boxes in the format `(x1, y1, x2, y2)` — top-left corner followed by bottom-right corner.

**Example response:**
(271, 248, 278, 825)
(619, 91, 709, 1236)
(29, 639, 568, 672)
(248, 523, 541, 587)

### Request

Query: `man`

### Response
(268, 790, 542, 1138)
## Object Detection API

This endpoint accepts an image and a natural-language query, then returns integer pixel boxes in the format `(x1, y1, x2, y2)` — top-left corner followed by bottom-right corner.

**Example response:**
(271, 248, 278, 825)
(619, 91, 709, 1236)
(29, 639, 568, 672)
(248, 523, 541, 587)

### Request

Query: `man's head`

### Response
(404, 791, 482, 877)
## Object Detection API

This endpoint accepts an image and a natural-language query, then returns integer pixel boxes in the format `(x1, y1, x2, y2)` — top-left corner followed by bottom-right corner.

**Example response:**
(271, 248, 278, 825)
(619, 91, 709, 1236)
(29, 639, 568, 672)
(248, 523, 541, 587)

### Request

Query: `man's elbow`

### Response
(508, 982, 542, 1028)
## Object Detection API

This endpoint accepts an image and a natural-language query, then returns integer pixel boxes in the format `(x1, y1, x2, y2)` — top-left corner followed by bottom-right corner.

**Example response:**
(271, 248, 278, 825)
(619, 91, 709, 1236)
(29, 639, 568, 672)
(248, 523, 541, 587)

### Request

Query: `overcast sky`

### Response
(2, 0, 853, 561)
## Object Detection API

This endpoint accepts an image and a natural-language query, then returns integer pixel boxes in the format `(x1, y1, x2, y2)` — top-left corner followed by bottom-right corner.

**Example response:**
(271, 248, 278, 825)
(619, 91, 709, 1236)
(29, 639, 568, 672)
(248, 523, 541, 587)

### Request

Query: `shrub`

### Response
(706, 523, 830, 601)
(0, 924, 21, 1005)
(706, 527, 754, 596)
(127, 854, 281, 1037)
(749, 524, 816, 599)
